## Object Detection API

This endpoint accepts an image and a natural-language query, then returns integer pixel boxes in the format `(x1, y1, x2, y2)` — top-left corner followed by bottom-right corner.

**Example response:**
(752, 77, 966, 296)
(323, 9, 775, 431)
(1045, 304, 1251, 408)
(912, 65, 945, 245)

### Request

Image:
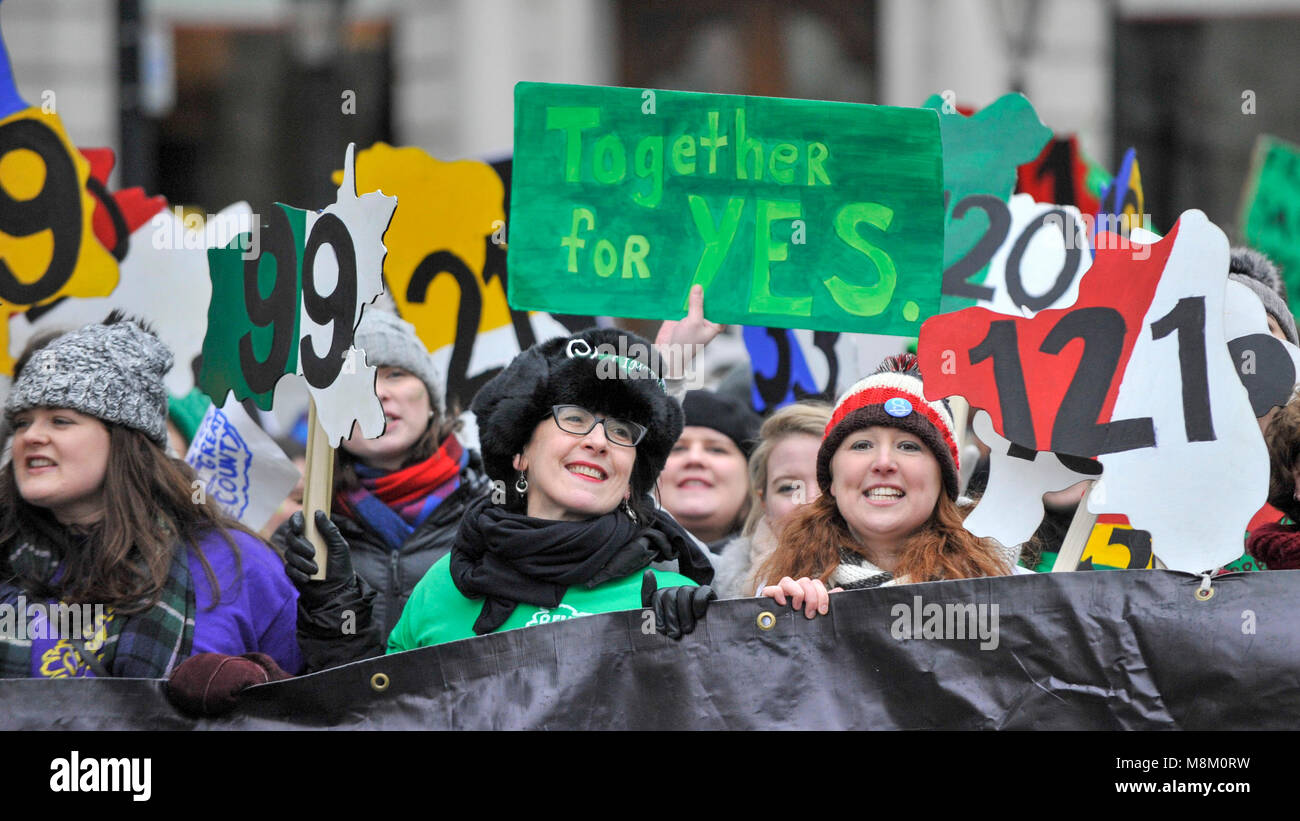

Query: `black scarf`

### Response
(450, 495, 714, 635)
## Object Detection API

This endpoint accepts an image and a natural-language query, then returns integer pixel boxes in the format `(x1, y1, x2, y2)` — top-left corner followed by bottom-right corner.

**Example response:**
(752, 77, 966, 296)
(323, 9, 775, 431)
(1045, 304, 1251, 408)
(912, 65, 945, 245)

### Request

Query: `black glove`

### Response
(641, 569, 716, 640)
(283, 510, 356, 604)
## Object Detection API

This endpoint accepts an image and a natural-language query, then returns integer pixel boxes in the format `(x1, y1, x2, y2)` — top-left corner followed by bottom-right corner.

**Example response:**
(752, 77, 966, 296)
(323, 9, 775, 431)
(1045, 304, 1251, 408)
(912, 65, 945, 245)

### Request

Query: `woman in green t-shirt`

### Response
(388, 323, 718, 650)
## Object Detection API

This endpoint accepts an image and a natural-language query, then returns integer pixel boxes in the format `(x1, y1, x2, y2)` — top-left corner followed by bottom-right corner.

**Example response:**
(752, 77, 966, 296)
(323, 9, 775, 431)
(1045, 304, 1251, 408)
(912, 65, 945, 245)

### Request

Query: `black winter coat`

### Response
(274, 453, 492, 671)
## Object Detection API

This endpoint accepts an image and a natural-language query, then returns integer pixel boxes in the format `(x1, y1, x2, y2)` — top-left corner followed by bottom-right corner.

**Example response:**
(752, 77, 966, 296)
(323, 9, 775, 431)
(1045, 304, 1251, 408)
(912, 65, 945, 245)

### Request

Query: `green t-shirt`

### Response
(388, 554, 696, 651)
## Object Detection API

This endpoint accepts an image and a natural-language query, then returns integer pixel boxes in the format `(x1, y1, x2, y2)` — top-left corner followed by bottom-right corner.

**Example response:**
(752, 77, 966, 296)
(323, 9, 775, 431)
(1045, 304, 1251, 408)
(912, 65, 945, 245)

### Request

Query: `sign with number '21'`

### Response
(198, 144, 397, 446)
(919, 210, 1267, 573)
(508, 82, 945, 335)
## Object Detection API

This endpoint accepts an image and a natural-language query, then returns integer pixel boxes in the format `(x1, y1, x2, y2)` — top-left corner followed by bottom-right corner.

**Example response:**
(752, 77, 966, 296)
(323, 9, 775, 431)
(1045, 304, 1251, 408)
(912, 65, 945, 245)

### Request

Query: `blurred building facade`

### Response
(2, 0, 1297, 236)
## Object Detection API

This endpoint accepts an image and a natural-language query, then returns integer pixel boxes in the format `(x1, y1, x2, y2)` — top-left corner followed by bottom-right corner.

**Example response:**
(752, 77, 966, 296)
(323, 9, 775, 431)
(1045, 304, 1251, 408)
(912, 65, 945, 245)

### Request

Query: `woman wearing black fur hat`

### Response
(275, 309, 492, 671)
(388, 317, 719, 649)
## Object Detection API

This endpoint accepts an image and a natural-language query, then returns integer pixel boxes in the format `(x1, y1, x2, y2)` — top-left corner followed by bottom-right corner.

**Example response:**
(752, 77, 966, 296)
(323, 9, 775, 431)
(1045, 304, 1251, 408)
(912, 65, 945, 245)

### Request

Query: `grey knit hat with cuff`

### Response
(1229, 246, 1298, 346)
(5, 312, 174, 447)
(352, 308, 445, 416)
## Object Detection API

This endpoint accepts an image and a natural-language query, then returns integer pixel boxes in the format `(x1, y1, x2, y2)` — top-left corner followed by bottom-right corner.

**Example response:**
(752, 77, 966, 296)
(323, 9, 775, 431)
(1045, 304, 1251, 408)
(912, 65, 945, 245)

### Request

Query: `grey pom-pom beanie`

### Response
(352, 308, 445, 416)
(5, 313, 174, 447)
(1229, 246, 1298, 346)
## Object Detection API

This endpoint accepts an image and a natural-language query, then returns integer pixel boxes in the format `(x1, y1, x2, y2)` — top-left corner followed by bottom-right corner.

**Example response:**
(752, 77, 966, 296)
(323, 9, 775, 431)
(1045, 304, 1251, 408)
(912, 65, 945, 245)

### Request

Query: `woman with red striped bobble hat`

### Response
(754, 354, 1013, 617)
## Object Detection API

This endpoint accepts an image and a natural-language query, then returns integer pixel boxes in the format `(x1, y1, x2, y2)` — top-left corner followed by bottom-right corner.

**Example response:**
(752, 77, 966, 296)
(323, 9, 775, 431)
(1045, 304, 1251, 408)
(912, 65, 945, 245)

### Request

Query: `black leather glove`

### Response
(283, 510, 356, 605)
(641, 569, 716, 639)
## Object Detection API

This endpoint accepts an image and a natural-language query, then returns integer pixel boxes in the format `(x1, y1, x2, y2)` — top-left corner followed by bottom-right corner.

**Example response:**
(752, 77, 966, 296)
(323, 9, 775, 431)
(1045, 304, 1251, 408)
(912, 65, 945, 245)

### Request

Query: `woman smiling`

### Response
(0, 315, 300, 679)
(657, 390, 761, 551)
(756, 355, 1013, 617)
(275, 309, 490, 670)
(387, 327, 717, 649)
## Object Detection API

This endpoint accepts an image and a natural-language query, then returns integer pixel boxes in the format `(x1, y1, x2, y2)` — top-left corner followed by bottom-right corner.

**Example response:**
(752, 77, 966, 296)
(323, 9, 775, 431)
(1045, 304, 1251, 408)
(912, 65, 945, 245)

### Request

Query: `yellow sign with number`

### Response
(0, 107, 118, 371)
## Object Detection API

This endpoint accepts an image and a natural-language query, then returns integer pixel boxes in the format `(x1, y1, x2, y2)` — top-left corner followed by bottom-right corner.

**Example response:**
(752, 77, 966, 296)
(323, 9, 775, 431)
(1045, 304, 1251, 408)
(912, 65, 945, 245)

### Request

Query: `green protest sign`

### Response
(920, 92, 1052, 313)
(508, 82, 944, 335)
(1239, 135, 1300, 312)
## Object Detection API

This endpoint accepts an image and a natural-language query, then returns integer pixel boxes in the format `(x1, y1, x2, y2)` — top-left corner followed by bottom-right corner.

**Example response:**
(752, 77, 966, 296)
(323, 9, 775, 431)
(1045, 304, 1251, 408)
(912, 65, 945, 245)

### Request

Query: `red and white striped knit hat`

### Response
(816, 353, 960, 500)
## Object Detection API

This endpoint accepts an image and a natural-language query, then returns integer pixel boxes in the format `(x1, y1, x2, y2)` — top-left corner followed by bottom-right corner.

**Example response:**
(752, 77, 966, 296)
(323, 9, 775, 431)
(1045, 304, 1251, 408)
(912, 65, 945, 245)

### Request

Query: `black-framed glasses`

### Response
(549, 405, 646, 447)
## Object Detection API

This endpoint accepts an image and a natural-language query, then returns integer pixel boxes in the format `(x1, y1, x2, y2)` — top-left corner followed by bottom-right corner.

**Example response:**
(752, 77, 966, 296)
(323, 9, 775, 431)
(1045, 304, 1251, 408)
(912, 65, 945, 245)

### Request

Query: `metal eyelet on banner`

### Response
(1194, 573, 1215, 601)
(756, 611, 776, 631)
(370, 672, 390, 692)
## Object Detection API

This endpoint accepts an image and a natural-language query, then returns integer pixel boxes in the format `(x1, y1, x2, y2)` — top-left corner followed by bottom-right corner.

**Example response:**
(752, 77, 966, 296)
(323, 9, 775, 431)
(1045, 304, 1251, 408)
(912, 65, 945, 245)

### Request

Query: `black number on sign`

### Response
(941, 194, 1006, 301)
(795, 331, 839, 402)
(1149, 296, 1215, 442)
(407, 250, 490, 412)
(239, 207, 298, 395)
(1054, 452, 1103, 476)
(1006, 442, 1037, 461)
(0, 118, 82, 304)
(969, 320, 1037, 448)
(1107, 527, 1153, 569)
(299, 213, 358, 389)
(752, 327, 793, 412)
(481, 232, 537, 354)
(84, 172, 130, 262)
(967, 308, 1159, 456)
(1035, 139, 1077, 207)
(1004, 208, 1082, 311)
(1041, 307, 1155, 455)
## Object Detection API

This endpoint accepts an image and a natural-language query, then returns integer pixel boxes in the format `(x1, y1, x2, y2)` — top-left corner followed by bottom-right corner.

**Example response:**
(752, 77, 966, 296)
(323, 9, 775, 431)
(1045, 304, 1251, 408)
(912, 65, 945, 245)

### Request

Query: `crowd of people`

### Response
(1, 246, 1298, 718)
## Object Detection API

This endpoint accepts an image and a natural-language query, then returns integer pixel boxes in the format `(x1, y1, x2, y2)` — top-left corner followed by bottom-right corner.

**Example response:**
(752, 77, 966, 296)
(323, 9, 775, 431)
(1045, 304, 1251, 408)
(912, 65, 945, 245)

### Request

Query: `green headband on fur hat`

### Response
(5, 311, 174, 447)
(471, 328, 683, 509)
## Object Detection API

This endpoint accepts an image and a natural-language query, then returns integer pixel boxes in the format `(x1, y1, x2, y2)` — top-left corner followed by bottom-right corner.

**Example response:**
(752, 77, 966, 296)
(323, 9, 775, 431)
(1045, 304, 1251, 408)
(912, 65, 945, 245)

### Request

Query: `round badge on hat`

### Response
(884, 397, 913, 418)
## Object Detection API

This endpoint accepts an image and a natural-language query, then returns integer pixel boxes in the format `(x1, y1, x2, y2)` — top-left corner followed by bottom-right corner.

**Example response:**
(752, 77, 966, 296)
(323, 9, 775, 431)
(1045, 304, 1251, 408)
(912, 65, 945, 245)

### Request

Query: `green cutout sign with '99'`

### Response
(508, 83, 945, 334)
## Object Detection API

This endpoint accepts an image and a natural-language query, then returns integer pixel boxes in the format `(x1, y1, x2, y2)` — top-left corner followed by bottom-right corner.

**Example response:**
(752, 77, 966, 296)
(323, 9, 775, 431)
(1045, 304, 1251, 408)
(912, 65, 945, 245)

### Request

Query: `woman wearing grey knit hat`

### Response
(0, 313, 302, 683)
(274, 307, 493, 670)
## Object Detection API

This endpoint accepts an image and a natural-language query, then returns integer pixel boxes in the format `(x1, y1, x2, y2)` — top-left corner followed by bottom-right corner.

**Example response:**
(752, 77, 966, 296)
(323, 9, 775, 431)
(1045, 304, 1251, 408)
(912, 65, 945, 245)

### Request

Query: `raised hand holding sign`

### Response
(198, 143, 395, 578)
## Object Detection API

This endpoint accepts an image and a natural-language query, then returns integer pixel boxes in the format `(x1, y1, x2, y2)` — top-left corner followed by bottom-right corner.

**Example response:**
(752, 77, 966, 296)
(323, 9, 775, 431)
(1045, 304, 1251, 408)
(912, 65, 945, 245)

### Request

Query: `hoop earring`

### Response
(515, 472, 528, 494)
(622, 498, 638, 525)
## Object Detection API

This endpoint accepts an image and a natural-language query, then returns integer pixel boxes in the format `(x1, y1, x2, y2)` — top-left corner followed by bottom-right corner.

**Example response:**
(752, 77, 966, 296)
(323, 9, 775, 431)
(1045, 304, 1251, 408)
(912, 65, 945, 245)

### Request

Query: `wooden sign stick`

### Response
(949, 396, 970, 453)
(1051, 480, 1097, 573)
(301, 398, 335, 581)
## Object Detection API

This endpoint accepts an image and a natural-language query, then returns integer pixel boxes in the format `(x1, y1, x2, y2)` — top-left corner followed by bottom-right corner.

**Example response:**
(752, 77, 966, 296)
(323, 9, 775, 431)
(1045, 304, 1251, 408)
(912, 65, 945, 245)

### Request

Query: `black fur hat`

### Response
(471, 327, 684, 509)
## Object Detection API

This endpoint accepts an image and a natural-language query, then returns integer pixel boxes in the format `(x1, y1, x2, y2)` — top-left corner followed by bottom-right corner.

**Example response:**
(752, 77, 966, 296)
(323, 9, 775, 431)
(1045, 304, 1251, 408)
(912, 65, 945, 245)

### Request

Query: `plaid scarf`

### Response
(0, 534, 195, 679)
(338, 435, 467, 552)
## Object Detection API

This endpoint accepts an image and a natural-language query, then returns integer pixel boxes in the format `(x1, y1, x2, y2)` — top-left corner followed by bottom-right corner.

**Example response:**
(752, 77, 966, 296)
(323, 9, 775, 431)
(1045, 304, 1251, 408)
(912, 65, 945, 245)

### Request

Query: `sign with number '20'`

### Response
(920, 210, 1267, 573)
(198, 144, 397, 446)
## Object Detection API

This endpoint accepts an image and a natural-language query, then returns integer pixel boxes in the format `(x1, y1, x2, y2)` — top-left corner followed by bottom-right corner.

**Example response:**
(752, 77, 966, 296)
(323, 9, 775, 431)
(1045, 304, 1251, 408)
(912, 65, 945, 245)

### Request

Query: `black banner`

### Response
(2, 569, 1296, 730)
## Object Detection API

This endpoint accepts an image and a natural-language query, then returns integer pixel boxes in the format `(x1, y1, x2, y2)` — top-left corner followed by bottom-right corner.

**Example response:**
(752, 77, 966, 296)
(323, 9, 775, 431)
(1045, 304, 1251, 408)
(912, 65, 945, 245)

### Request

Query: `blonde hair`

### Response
(742, 401, 833, 537)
